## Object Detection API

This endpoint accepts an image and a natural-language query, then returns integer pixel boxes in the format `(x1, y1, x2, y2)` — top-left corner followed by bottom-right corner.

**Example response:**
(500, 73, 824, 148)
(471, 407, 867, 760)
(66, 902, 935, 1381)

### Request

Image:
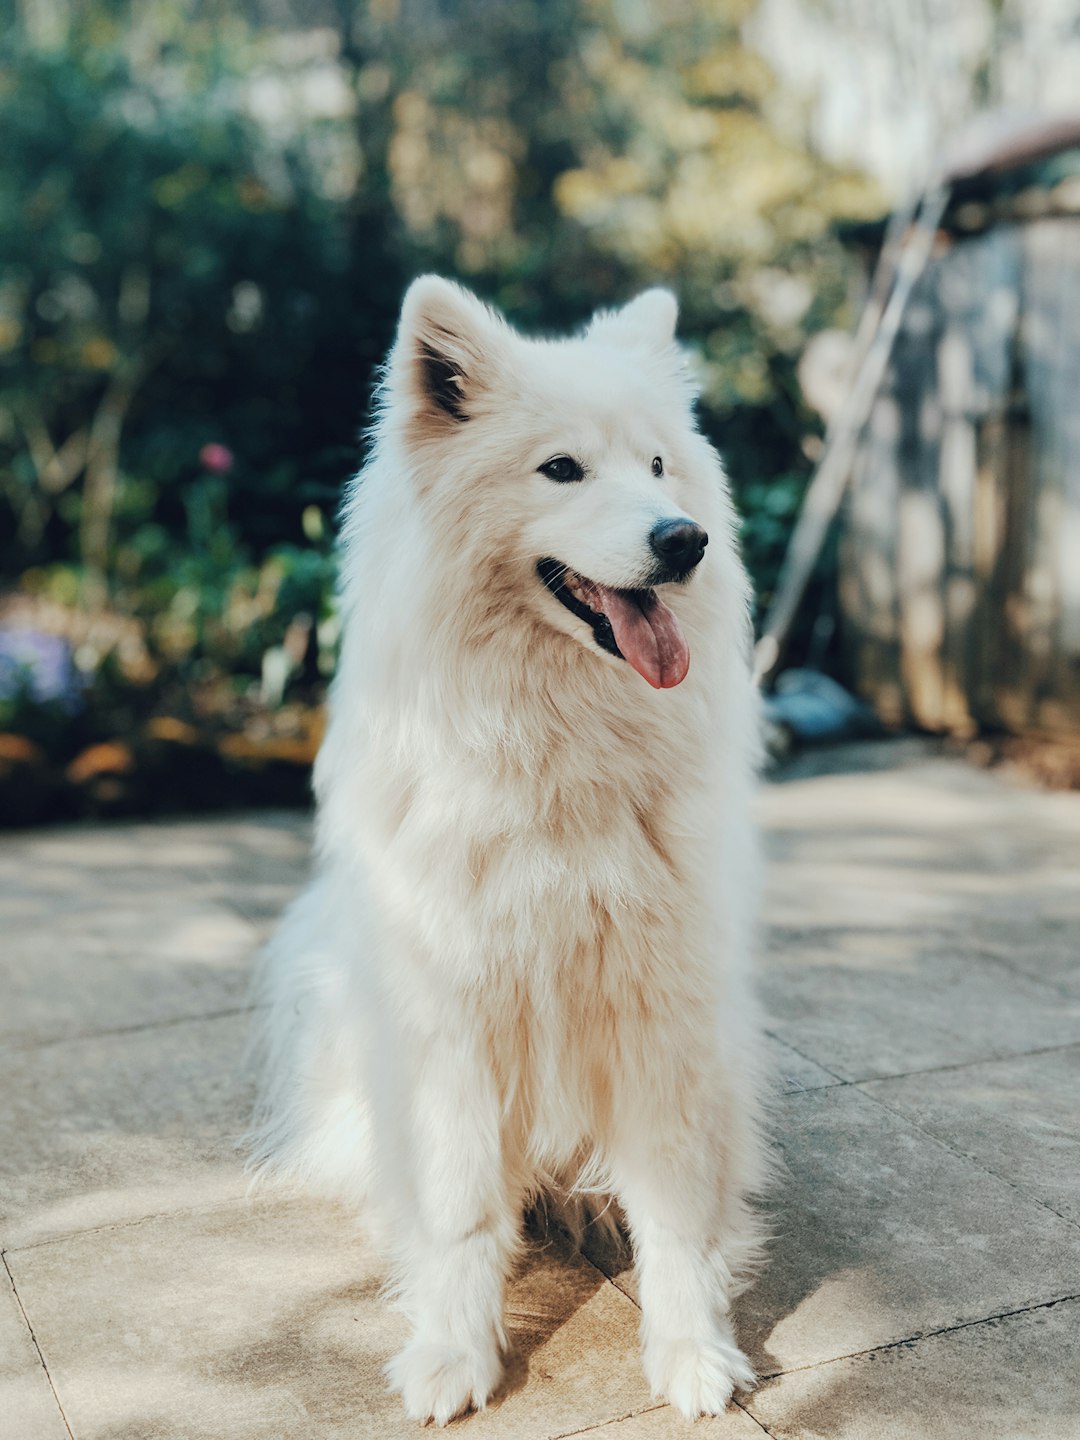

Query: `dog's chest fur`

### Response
(352, 689, 701, 950)
(322, 687, 719, 1160)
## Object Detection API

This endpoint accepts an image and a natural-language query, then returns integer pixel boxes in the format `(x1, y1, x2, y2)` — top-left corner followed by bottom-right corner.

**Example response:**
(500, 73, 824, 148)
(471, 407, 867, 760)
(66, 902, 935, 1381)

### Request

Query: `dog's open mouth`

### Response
(537, 559, 691, 689)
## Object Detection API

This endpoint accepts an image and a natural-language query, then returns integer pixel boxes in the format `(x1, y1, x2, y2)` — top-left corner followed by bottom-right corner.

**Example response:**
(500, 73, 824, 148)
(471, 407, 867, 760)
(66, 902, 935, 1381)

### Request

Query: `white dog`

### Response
(249, 277, 768, 1424)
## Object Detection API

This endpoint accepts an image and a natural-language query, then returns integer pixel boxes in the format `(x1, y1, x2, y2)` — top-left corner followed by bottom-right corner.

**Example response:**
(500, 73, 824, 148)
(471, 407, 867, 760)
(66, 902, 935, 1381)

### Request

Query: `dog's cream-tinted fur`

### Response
(249, 277, 768, 1424)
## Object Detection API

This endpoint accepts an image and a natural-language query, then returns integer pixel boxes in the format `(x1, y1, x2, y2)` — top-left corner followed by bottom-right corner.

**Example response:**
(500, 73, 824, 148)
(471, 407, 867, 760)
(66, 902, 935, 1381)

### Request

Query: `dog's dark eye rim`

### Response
(538, 455, 585, 483)
(652, 455, 664, 477)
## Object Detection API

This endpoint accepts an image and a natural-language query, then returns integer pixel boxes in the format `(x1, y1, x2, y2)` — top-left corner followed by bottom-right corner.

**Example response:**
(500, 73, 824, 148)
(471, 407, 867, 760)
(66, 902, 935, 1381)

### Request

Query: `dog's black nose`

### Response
(649, 519, 708, 575)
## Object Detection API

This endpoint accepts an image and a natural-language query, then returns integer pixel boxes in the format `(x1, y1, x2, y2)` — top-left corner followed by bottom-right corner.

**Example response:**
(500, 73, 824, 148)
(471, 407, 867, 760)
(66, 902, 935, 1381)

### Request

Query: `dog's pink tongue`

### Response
(591, 585, 690, 689)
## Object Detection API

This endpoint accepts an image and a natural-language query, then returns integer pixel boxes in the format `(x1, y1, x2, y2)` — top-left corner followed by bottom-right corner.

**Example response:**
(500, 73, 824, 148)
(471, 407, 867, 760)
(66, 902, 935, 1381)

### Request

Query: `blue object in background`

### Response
(0, 629, 82, 711)
(764, 668, 881, 744)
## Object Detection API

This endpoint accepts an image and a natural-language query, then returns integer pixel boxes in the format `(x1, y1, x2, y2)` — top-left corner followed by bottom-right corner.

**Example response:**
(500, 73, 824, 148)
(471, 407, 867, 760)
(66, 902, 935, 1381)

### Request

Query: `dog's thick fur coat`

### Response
(249, 278, 768, 1424)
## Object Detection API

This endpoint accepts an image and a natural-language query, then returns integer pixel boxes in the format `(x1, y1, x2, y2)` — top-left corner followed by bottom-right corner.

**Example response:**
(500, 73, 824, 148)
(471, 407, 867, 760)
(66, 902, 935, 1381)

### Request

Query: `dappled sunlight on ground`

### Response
(2, 741, 1079, 1438)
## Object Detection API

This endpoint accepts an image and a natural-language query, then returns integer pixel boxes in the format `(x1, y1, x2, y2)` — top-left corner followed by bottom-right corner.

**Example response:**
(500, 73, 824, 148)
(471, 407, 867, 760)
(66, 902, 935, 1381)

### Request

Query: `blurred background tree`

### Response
(1, 0, 890, 815)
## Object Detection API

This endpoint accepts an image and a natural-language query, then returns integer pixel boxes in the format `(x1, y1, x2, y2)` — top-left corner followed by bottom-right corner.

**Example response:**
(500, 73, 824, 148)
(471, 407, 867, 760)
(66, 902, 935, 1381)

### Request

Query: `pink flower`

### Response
(199, 442, 234, 474)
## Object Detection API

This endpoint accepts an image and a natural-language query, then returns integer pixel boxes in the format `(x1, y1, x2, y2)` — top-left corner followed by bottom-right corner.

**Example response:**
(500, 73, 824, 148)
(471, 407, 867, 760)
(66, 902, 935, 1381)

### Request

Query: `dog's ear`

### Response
(394, 276, 503, 426)
(588, 288, 679, 351)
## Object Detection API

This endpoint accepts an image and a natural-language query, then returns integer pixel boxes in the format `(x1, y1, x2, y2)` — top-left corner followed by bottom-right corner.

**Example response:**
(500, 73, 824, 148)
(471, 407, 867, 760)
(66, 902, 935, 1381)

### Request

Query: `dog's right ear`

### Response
(393, 276, 502, 427)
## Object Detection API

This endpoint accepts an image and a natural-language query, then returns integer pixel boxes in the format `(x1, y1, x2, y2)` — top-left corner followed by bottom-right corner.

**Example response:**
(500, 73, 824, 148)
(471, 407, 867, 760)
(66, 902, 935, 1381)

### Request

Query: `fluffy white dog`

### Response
(249, 276, 768, 1425)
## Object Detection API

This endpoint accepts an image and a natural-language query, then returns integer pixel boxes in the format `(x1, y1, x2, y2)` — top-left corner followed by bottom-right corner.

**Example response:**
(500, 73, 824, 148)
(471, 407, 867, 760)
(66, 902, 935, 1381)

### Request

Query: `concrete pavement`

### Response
(2, 740, 1079, 1438)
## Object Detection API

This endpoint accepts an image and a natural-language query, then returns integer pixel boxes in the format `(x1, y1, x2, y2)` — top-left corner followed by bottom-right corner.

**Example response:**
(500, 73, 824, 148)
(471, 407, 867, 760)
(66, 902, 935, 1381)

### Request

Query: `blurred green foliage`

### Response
(0, 0, 883, 757)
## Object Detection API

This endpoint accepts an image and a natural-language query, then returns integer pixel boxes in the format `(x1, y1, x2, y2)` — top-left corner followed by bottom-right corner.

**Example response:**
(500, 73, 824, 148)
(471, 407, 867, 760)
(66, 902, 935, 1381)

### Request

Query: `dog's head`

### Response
(381, 275, 721, 690)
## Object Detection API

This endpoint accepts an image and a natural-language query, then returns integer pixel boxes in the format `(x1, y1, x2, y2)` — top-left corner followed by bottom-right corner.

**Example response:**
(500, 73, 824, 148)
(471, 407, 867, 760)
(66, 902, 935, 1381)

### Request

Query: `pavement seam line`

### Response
(0, 1002, 262, 1055)
(2, 1251, 75, 1440)
(764, 1030, 847, 1089)
(758, 1290, 1080, 1380)
(3, 1190, 259, 1254)
(549, 1401, 663, 1437)
(970, 945, 1078, 1003)
(854, 1083, 1080, 1233)
(794, 1037, 1080, 1091)
(735, 1397, 779, 1435)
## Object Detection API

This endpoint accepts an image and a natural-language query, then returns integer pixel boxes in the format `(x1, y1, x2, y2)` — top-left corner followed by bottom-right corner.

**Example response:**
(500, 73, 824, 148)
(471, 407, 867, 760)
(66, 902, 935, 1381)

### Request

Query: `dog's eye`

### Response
(539, 455, 584, 483)
(652, 456, 664, 478)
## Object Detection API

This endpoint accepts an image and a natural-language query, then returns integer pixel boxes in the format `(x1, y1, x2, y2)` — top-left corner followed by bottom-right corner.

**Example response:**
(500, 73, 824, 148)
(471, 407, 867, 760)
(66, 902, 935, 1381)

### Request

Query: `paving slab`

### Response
(0, 1262, 68, 1440)
(0, 905, 256, 1049)
(747, 1297, 1080, 1440)
(0, 1010, 253, 1248)
(739, 1086, 1080, 1377)
(0, 820, 274, 915)
(763, 1032, 841, 1094)
(861, 1044, 1080, 1226)
(965, 908, 1080, 998)
(0, 851, 204, 941)
(759, 934, 1080, 1082)
(0, 822, 264, 1050)
(760, 747, 1080, 950)
(758, 750, 1080, 1080)
(3, 744, 1080, 1439)
(7, 1197, 666, 1440)
(161, 811, 313, 923)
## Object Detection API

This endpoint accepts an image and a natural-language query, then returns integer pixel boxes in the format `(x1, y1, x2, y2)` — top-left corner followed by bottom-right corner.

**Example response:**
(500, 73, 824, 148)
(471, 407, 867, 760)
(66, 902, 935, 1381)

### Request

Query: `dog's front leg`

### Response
(386, 1026, 516, 1427)
(613, 1109, 756, 1419)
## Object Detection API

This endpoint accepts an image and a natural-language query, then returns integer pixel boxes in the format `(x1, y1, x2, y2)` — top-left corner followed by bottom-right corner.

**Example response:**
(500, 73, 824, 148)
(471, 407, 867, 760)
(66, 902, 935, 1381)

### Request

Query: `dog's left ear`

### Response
(393, 275, 504, 426)
(588, 288, 679, 351)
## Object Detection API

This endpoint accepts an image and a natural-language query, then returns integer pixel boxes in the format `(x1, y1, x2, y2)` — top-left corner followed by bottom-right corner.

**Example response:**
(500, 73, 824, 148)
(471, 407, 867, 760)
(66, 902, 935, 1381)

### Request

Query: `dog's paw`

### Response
(386, 1339, 502, 1427)
(642, 1328, 756, 1419)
